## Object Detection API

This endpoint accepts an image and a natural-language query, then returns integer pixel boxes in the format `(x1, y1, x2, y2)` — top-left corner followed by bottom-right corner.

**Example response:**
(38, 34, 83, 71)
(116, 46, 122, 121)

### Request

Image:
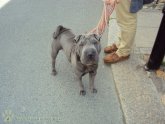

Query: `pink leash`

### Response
(88, 2, 115, 36)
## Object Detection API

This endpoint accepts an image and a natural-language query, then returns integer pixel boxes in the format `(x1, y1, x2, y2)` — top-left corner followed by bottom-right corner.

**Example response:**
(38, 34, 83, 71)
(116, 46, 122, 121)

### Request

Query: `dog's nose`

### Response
(88, 53, 94, 58)
(87, 51, 96, 59)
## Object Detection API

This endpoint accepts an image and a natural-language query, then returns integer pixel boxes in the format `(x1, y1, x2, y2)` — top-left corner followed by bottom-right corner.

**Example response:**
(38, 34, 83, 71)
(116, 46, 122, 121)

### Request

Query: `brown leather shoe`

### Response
(104, 44, 118, 53)
(104, 52, 130, 63)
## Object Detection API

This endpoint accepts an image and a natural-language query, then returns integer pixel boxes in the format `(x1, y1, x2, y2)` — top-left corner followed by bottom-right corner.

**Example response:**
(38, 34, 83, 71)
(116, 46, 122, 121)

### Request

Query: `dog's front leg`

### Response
(76, 76, 86, 96)
(89, 72, 97, 93)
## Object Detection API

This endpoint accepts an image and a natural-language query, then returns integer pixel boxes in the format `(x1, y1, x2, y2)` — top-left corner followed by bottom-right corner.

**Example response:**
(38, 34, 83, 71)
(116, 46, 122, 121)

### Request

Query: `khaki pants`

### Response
(115, 0, 137, 57)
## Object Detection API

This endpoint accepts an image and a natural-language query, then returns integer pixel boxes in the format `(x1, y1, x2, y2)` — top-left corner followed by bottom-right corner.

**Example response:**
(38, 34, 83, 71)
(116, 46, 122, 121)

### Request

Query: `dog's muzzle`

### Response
(81, 48, 99, 65)
(86, 49, 96, 60)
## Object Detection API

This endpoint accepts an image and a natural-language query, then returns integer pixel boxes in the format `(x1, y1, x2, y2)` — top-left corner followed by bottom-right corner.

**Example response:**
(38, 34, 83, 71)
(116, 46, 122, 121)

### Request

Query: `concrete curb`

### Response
(107, 9, 165, 124)
(111, 54, 165, 124)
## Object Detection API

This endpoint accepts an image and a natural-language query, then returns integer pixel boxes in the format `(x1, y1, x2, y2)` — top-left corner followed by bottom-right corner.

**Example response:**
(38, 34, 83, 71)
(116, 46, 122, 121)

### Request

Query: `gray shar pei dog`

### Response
(51, 25, 101, 96)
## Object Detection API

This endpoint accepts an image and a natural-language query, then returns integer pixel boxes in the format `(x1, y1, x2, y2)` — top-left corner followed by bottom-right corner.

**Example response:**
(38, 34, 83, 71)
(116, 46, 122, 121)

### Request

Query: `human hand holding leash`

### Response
(103, 0, 120, 6)
(88, 0, 116, 35)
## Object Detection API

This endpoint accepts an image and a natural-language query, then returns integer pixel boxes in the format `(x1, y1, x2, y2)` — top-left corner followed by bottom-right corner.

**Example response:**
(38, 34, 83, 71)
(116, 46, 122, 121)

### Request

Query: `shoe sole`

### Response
(104, 49, 117, 54)
(104, 56, 130, 64)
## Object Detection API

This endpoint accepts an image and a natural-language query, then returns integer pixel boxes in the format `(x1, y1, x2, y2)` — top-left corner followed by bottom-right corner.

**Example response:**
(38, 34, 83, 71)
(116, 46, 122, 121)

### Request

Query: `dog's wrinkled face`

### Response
(75, 34, 101, 66)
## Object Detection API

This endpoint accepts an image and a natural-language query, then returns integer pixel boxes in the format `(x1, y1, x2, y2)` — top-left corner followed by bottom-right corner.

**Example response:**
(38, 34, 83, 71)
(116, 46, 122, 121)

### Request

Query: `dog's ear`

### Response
(74, 35, 83, 42)
(93, 34, 101, 41)
(74, 35, 84, 60)
(75, 44, 81, 61)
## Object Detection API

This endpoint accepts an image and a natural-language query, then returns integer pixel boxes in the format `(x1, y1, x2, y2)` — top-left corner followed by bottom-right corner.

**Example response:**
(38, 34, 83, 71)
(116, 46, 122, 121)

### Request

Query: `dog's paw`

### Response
(51, 70, 57, 76)
(80, 90, 86, 96)
(91, 88, 97, 93)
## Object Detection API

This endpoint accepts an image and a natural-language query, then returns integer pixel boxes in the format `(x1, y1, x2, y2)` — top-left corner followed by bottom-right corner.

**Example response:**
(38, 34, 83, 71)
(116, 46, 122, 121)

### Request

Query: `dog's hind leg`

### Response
(51, 50, 58, 76)
(51, 41, 61, 76)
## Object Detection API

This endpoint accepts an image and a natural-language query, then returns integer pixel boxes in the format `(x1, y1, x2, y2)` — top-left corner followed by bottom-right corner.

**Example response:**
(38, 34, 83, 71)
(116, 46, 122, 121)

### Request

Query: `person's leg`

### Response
(104, 10, 120, 54)
(104, 0, 137, 63)
(104, 0, 137, 56)
(115, 0, 137, 57)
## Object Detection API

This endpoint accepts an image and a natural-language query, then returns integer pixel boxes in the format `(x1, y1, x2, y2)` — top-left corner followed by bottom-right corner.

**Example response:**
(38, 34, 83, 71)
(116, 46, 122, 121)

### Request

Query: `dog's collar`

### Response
(81, 64, 96, 76)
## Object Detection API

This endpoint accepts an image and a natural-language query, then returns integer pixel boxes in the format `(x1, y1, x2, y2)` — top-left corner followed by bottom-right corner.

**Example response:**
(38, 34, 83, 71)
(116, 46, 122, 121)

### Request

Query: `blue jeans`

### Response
(130, 0, 143, 13)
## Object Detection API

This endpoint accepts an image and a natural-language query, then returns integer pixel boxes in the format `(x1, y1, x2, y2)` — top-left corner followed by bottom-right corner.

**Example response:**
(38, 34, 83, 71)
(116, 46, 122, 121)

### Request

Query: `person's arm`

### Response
(88, 0, 119, 35)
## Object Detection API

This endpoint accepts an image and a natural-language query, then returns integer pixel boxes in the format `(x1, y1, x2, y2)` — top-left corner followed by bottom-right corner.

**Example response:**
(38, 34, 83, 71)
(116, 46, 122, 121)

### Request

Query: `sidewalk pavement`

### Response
(107, 6, 165, 124)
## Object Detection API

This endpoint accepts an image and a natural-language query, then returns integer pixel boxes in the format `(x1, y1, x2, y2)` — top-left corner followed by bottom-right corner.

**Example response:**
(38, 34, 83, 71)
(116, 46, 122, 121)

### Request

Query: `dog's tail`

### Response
(53, 25, 70, 39)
